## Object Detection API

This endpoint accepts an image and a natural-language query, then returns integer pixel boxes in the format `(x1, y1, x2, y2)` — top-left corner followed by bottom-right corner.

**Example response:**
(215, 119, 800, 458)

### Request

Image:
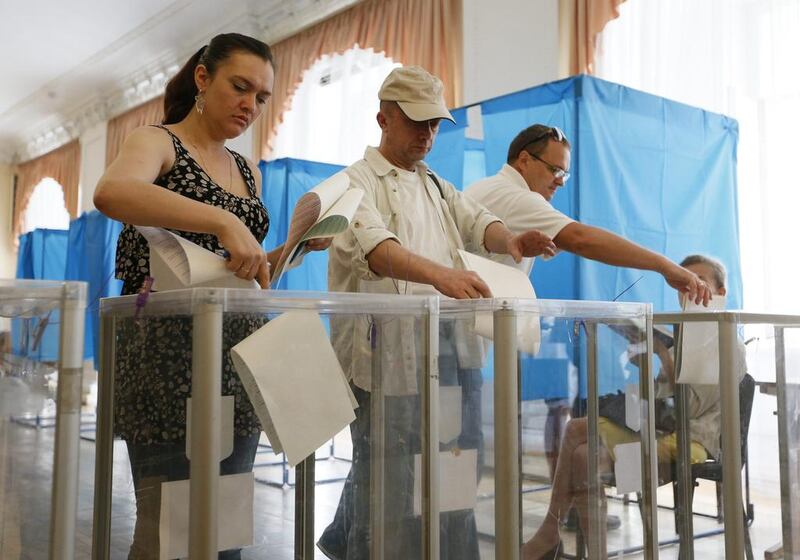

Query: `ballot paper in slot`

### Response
(135, 226, 258, 291)
(159, 472, 254, 560)
(676, 295, 727, 385)
(613, 442, 642, 494)
(185, 395, 234, 462)
(413, 449, 478, 515)
(270, 172, 363, 284)
(439, 386, 462, 444)
(230, 310, 357, 466)
(457, 250, 541, 355)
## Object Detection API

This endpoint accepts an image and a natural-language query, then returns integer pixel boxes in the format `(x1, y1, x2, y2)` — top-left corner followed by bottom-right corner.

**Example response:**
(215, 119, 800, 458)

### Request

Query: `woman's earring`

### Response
(195, 92, 206, 115)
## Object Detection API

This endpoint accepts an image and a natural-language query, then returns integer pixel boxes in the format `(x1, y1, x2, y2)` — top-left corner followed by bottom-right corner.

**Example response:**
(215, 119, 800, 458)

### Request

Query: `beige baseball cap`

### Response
(378, 66, 455, 123)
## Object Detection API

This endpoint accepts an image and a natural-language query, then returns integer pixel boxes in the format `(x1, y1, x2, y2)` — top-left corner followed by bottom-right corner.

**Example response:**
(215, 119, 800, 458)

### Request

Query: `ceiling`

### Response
(0, 0, 358, 163)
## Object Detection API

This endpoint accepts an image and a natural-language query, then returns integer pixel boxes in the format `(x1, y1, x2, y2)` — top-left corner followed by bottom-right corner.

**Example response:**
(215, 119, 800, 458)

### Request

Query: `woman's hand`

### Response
(213, 211, 271, 288)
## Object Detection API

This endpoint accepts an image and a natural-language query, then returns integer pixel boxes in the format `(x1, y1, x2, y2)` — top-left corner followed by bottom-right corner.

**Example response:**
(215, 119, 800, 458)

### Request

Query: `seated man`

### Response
(521, 254, 744, 560)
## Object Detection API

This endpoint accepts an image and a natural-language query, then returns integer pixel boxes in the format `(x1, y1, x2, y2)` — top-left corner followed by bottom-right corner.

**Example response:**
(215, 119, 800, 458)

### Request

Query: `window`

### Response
(595, 0, 800, 314)
(23, 178, 70, 233)
(271, 46, 400, 165)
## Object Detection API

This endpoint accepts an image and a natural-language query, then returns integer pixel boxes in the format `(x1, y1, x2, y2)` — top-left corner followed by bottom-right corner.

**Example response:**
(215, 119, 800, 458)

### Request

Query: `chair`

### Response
(673, 372, 756, 560)
(571, 375, 756, 560)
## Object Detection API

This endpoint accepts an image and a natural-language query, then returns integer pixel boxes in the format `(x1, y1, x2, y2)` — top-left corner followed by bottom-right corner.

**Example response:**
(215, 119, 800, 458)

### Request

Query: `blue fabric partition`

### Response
(425, 107, 468, 190)
(65, 211, 124, 363)
(13, 229, 69, 362)
(480, 75, 742, 309)
(260, 157, 344, 291)
(476, 75, 741, 399)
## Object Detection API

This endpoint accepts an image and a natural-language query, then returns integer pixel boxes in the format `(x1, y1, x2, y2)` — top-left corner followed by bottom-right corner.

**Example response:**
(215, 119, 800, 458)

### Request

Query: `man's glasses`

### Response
(527, 151, 571, 181)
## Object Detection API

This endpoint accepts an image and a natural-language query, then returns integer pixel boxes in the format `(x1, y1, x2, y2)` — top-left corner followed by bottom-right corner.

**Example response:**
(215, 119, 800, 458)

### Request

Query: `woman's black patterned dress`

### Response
(113, 125, 269, 444)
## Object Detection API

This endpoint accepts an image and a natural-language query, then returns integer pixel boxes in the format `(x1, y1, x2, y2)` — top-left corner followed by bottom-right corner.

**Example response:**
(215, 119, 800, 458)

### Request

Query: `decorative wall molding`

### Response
(5, 0, 360, 165)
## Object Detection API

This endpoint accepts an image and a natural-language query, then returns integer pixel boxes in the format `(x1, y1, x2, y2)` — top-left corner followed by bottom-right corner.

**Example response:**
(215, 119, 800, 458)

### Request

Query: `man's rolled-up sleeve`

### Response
(441, 179, 502, 256)
(332, 173, 399, 281)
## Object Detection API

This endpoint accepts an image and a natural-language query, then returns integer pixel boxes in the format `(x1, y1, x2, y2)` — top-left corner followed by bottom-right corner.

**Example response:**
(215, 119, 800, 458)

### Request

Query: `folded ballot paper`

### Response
(270, 171, 363, 285)
(159, 472, 254, 559)
(230, 310, 357, 466)
(676, 295, 727, 385)
(135, 226, 258, 291)
(457, 250, 541, 355)
(413, 449, 478, 515)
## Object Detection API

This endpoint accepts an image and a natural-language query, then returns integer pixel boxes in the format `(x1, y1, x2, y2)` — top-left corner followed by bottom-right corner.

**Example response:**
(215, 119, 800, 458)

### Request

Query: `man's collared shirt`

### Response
(328, 146, 500, 393)
(465, 164, 574, 276)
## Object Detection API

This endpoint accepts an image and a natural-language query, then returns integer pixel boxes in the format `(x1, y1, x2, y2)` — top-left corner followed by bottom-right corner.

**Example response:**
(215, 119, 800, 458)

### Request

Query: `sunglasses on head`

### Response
(527, 126, 566, 146)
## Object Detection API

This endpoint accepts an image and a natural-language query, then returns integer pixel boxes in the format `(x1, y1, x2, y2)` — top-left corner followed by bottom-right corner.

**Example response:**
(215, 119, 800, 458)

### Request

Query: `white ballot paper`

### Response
(230, 310, 356, 466)
(413, 449, 478, 515)
(624, 383, 641, 432)
(135, 226, 258, 291)
(271, 172, 363, 284)
(613, 441, 642, 495)
(676, 295, 727, 385)
(439, 386, 463, 444)
(457, 250, 541, 355)
(159, 472, 254, 560)
(185, 395, 234, 462)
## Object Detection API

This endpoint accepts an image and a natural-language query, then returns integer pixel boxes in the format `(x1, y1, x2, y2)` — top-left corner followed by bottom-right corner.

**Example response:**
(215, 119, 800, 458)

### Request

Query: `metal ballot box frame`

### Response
(440, 298, 656, 560)
(0, 279, 87, 560)
(655, 311, 800, 560)
(92, 288, 440, 560)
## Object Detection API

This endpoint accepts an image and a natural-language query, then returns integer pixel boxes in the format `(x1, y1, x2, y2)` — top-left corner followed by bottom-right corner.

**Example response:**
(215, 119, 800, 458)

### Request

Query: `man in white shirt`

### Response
(319, 67, 558, 560)
(465, 123, 712, 533)
(465, 124, 712, 298)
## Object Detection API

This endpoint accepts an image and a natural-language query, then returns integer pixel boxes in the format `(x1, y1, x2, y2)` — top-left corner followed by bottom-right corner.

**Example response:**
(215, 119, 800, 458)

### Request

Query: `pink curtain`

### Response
(13, 140, 81, 239)
(105, 96, 165, 167)
(561, 0, 628, 75)
(257, 0, 463, 160)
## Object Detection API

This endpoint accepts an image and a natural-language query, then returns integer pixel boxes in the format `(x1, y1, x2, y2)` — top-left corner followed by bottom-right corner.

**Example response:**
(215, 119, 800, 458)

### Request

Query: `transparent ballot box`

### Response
(439, 298, 656, 560)
(0, 279, 88, 560)
(92, 288, 440, 559)
(652, 311, 800, 560)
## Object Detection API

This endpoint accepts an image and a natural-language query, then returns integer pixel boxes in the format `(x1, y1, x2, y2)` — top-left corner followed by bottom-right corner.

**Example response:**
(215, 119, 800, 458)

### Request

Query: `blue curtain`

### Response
(476, 75, 741, 399)
(260, 158, 345, 291)
(65, 211, 124, 364)
(425, 107, 468, 190)
(479, 75, 742, 310)
(13, 229, 70, 362)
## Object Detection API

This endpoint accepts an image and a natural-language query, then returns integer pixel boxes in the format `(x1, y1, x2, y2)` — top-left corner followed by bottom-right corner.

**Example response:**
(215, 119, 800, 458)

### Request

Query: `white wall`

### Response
(79, 121, 107, 213)
(0, 163, 17, 279)
(462, 0, 560, 106)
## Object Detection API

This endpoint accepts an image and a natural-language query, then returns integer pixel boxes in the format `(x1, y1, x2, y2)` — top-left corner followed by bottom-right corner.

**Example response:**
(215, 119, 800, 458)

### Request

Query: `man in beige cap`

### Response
(319, 66, 557, 560)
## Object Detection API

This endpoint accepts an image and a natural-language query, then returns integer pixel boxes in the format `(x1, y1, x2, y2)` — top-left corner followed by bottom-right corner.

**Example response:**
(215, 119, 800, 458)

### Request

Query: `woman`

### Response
(95, 33, 328, 559)
(522, 255, 741, 560)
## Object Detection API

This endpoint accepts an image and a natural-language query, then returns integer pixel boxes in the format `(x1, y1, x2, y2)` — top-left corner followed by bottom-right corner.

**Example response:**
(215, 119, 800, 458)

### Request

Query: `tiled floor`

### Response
(0, 398, 788, 559)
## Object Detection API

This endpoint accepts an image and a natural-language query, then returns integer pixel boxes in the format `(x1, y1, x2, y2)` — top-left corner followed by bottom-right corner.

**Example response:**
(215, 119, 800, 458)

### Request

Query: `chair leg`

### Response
(575, 527, 586, 560)
(743, 505, 754, 560)
(715, 481, 723, 523)
(675, 478, 698, 560)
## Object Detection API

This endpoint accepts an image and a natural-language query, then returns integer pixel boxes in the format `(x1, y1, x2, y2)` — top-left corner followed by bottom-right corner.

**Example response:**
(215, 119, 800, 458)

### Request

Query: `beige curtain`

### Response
(257, 0, 463, 160)
(105, 96, 165, 167)
(13, 140, 81, 239)
(559, 0, 628, 76)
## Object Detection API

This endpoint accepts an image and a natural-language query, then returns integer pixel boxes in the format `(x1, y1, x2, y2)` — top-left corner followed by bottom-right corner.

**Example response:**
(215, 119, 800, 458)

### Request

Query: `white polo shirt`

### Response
(465, 164, 574, 275)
